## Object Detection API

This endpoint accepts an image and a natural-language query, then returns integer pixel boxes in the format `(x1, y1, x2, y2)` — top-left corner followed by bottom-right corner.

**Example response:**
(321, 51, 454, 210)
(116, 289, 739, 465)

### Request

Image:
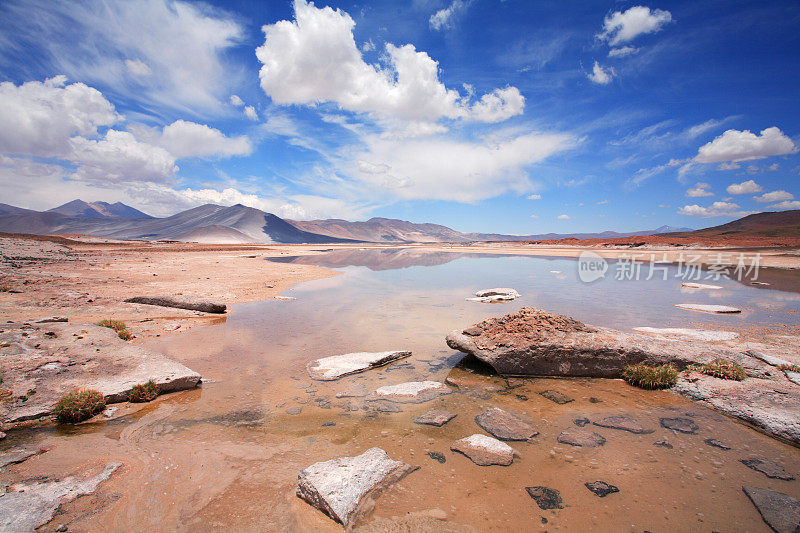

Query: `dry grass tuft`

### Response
(695, 358, 747, 381)
(98, 319, 133, 341)
(779, 364, 800, 373)
(54, 389, 106, 423)
(128, 380, 159, 403)
(622, 363, 678, 389)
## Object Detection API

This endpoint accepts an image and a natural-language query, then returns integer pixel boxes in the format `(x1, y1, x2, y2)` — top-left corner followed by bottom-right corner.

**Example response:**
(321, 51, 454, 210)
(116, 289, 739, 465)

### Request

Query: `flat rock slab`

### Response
(0, 462, 119, 532)
(634, 327, 738, 342)
(742, 486, 800, 533)
(124, 295, 226, 313)
(467, 288, 520, 303)
(675, 303, 741, 314)
(367, 381, 451, 404)
(682, 282, 722, 290)
(585, 481, 619, 497)
(741, 459, 795, 481)
(336, 383, 369, 398)
(593, 416, 653, 434)
(308, 351, 411, 381)
(0, 446, 47, 468)
(450, 434, 518, 466)
(526, 486, 563, 510)
(660, 417, 699, 434)
(557, 428, 606, 447)
(704, 438, 731, 450)
(475, 407, 538, 441)
(0, 322, 201, 424)
(414, 409, 457, 427)
(538, 390, 574, 404)
(297, 447, 418, 528)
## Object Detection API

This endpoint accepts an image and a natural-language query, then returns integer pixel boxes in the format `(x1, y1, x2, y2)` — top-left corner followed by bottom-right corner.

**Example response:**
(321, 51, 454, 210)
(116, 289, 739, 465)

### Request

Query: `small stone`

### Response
(573, 417, 590, 427)
(414, 410, 456, 427)
(450, 434, 518, 466)
(475, 407, 538, 441)
(286, 407, 302, 415)
(557, 428, 606, 448)
(653, 440, 673, 449)
(741, 459, 795, 480)
(660, 417, 699, 434)
(742, 486, 800, 533)
(427, 452, 446, 463)
(585, 481, 619, 497)
(588, 397, 602, 403)
(55, 525, 68, 532)
(322, 422, 336, 427)
(526, 486, 563, 510)
(0, 432, 5, 440)
(538, 390, 574, 405)
(704, 438, 731, 450)
(593, 416, 653, 434)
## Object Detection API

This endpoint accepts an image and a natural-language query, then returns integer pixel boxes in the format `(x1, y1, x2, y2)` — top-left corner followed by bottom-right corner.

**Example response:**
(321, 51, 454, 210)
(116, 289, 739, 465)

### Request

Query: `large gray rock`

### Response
(0, 462, 120, 531)
(124, 295, 226, 313)
(446, 308, 737, 377)
(297, 447, 418, 528)
(450, 434, 519, 466)
(475, 407, 538, 441)
(0, 322, 201, 424)
(307, 351, 411, 381)
(742, 486, 800, 533)
(366, 381, 451, 404)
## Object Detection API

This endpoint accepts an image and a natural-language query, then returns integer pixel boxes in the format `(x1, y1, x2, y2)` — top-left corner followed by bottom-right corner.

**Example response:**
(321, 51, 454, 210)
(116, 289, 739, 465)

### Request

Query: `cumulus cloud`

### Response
(686, 182, 713, 197)
(753, 190, 794, 203)
(588, 61, 614, 84)
(255, 0, 523, 123)
(695, 127, 798, 163)
(132, 120, 252, 159)
(229, 94, 244, 107)
(608, 46, 639, 57)
(557, 214, 572, 220)
(244, 106, 258, 121)
(429, 0, 470, 31)
(0, 76, 119, 157)
(678, 201, 757, 218)
(726, 179, 762, 195)
(768, 200, 800, 210)
(717, 161, 740, 170)
(68, 130, 177, 184)
(527, 194, 541, 200)
(529, 214, 539, 219)
(351, 131, 574, 202)
(0, 0, 245, 114)
(598, 6, 673, 46)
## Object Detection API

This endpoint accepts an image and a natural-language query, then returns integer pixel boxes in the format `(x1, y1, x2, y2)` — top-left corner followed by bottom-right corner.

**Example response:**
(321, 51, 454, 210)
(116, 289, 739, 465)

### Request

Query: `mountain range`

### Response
(0, 199, 698, 244)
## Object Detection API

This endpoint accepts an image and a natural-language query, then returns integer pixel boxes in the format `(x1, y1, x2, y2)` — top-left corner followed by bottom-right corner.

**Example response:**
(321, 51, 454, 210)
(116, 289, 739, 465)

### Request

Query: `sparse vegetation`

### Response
(779, 364, 800, 373)
(128, 380, 159, 403)
(695, 358, 747, 381)
(54, 389, 106, 423)
(97, 319, 133, 341)
(0, 285, 11, 292)
(622, 363, 678, 389)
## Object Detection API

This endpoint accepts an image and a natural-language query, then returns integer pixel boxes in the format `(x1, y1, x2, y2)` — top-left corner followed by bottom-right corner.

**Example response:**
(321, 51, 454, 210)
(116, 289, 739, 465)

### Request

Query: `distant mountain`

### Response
(0, 202, 357, 244)
(290, 217, 693, 243)
(0, 203, 38, 216)
(664, 210, 800, 239)
(48, 200, 153, 219)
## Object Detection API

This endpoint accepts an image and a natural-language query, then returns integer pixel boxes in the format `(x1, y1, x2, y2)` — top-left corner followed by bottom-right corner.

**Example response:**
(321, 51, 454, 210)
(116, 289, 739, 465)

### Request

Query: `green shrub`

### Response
(97, 319, 132, 341)
(128, 380, 159, 403)
(779, 364, 800, 373)
(696, 358, 746, 381)
(622, 363, 678, 389)
(54, 389, 106, 423)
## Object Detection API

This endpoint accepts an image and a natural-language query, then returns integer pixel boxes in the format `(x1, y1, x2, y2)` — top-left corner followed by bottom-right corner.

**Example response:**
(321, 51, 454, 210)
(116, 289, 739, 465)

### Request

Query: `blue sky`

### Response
(0, 0, 798, 233)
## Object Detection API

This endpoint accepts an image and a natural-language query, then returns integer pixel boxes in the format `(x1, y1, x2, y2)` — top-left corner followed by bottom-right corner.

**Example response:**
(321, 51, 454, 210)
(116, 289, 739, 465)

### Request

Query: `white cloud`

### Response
(229, 94, 244, 107)
(529, 214, 539, 219)
(557, 214, 572, 220)
(678, 201, 757, 218)
(255, 0, 523, 123)
(429, 0, 470, 31)
(598, 6, 673, 46)
(351, 131, 574, 202)
(527, 194, 541, 200)
(588, 61, 614, 84)
(134, 120, 252, 159)
(695, 127, 798, 163)
(608, 46, 639, 57)
(361, 39, 375, 52)
(244, 106, 258, 121)
(68, 130, 177, 184)
(0, 0, 245, 114)
(717, 161, 740, 170)
(0, 76, 119, 157)
(754, 190, 794, 203)
(726, 179, 762, 195)
(767, 163, 779, 171)
(768, 200, 800, 210)
(686, 182, 713, 197)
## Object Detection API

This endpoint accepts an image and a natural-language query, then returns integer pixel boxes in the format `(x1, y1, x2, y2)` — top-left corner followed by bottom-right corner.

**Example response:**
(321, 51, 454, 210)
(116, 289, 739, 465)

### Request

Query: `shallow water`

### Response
(7, 249, 800, 531)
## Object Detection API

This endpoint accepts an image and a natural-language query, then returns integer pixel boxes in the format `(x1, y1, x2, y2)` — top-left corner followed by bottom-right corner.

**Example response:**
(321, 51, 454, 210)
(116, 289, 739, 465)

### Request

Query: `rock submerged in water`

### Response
(445, 307, 736, 378)
(414, 409, 456, 427)
(557, 428, 606, 448)
(741, 458, 795, 481)
(296, 447, 418, 528)
(660, 417, 699, 434)
(466, 288, 520, 303)
(366, 381, 451, 404)
(585, 481, 619, 497)
(674, 303, 741, 314)
(307, 351, 412, 381)
(593, 416, 653, 434)
(538, 390, 574, 405)
(526, 486, 563, 510)
(475, 407, 538, 441)
(742, 486, 800, 533)
(124, 295, 226, 313)
(450, 434, 519, 466)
